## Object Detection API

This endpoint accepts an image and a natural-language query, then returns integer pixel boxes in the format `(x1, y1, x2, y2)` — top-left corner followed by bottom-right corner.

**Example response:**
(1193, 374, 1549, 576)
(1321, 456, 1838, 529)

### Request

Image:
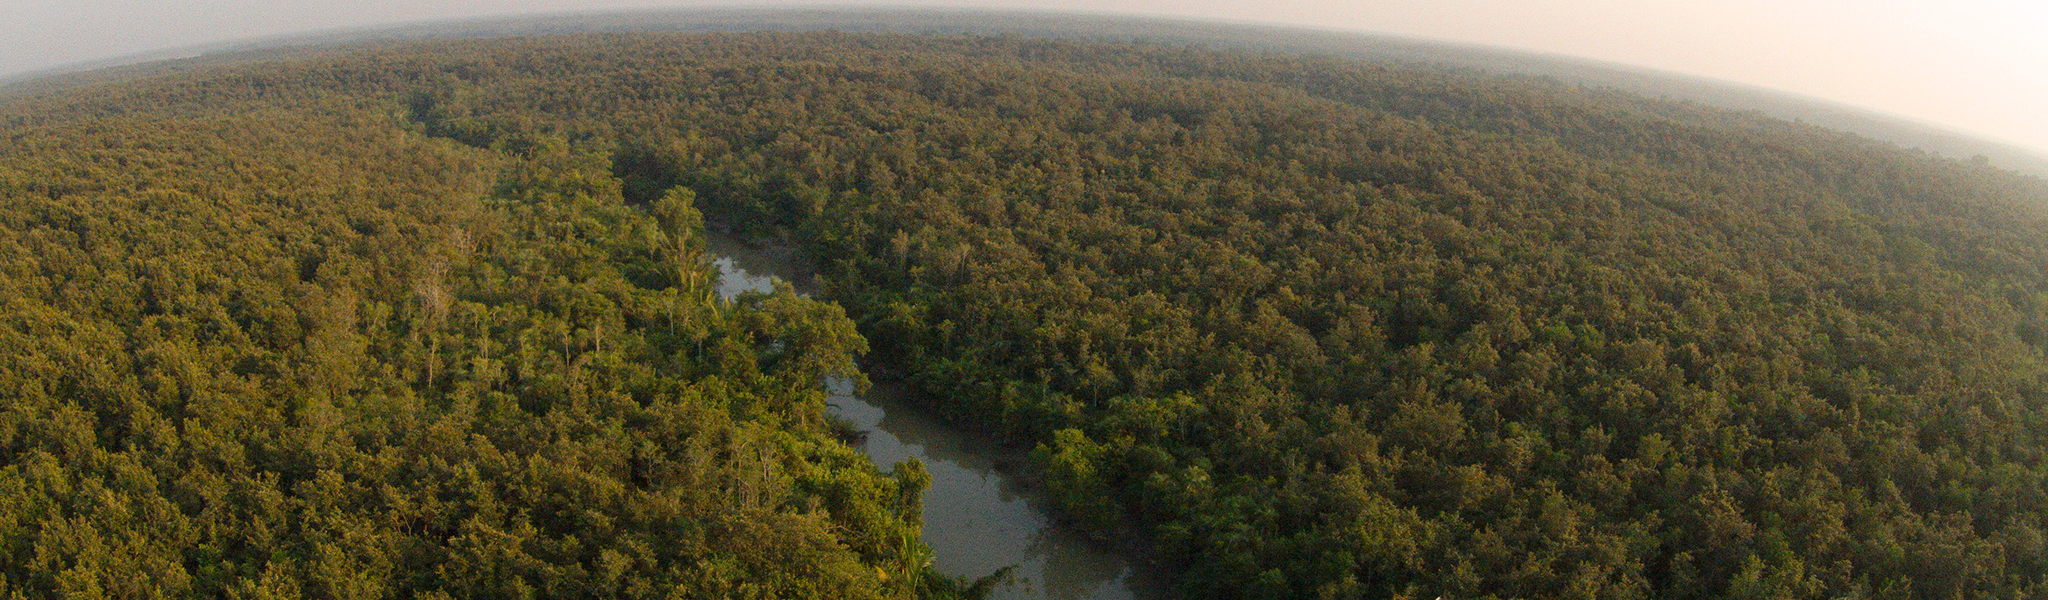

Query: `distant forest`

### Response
(5, 32, 2048, 599)
(21, 9, 2036, 177)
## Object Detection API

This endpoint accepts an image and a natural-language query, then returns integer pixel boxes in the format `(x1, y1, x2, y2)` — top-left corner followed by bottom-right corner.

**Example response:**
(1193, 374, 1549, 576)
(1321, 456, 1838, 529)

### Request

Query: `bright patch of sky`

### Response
(3, 0, 2043, 155)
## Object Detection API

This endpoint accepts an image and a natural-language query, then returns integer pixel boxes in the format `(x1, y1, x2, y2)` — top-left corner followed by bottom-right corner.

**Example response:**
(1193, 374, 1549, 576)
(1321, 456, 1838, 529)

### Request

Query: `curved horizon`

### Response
(6, 3, 2045, 164)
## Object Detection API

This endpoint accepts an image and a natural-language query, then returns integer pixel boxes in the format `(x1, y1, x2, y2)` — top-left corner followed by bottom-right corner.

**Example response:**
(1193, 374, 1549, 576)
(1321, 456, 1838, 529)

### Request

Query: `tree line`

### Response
(6, 31, 2048, 599)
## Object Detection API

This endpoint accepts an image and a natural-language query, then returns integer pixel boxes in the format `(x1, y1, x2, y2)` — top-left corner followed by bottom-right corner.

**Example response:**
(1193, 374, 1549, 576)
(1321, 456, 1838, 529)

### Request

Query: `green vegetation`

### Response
(6, 31, 2048, 599)
(0, 61, 942, 598)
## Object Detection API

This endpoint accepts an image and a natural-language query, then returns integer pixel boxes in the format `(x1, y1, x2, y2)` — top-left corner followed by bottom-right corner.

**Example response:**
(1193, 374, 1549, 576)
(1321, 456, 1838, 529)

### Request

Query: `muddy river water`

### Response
(707, 232, 1159, 600)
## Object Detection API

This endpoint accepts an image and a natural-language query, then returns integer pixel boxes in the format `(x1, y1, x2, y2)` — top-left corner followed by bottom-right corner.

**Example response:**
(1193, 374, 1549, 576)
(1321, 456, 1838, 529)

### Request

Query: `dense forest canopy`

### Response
(5, 31, 2048, 599)
(0, 41, 952, 600)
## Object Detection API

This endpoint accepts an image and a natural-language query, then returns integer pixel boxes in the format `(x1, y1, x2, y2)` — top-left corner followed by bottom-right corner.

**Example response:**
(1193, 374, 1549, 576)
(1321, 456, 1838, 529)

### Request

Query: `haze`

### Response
(5, 0, 2044, 158)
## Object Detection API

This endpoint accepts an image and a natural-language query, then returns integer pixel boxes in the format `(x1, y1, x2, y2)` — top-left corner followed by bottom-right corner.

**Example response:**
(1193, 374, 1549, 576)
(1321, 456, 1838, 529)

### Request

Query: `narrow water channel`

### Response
(706, 232, 1157, 600)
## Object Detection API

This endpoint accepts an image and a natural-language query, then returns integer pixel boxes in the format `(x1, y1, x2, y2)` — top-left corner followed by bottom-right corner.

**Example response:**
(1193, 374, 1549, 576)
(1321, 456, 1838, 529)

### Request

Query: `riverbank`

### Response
(704, 228, 1166, 600)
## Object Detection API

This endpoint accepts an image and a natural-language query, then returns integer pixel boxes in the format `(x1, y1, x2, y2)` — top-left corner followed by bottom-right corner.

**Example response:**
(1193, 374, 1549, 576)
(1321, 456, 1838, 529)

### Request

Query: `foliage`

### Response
(0, 89, 937, 598)
(7, 31, 2048, 599)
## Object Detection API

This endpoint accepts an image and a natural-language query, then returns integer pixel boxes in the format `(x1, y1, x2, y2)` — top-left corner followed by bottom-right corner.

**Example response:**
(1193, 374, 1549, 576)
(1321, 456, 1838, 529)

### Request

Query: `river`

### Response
(706, 231, 1158, 600)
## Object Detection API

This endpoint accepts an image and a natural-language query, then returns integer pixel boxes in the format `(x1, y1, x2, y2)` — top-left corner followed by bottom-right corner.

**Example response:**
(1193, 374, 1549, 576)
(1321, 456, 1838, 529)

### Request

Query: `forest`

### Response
(5, 31, 2048, 599)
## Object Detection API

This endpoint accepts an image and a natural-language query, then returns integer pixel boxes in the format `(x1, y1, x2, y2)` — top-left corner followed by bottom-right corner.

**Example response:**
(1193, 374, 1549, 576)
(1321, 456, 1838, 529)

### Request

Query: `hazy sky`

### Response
(5, 0, 2045, 155)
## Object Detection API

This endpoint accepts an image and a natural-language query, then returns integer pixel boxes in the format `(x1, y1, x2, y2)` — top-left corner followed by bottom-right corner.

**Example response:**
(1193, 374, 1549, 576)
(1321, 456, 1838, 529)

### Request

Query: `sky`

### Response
(3, 0, 2044, 156)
